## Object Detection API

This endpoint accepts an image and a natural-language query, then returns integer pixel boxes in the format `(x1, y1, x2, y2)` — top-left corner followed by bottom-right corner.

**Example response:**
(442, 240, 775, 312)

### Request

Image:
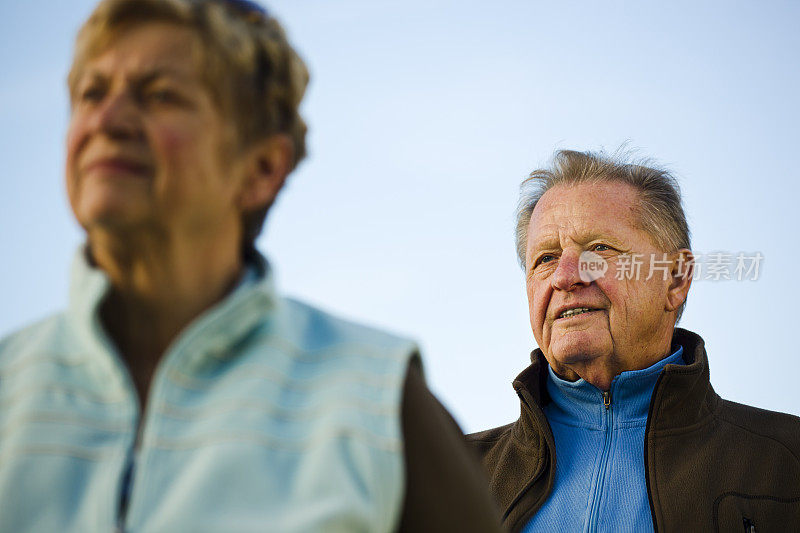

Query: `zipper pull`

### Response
(743, 517, 756, 532)
(602, 391, 611, 410)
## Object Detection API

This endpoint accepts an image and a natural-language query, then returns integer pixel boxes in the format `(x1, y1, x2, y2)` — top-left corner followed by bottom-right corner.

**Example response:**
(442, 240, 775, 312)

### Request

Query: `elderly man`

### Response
(469, 150, 800, 532)
(0, 1, 502, 531)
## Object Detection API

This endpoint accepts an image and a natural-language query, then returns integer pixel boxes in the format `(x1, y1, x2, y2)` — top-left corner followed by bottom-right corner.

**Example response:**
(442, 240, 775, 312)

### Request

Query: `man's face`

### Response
(525, 181, 681, 389)
(66, 22, 245, 242)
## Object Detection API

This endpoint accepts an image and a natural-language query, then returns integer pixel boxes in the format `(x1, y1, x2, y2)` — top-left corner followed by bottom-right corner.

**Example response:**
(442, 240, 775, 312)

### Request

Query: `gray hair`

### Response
(515, 149, 691, 320)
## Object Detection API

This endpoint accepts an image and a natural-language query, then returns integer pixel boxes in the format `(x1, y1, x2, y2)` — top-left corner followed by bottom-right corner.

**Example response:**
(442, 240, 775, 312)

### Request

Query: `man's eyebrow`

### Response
(579, 232, 626, 248)
(582, 232, 625, 248)
(528, 231, 627, 251)
(528, 235, 560, 251)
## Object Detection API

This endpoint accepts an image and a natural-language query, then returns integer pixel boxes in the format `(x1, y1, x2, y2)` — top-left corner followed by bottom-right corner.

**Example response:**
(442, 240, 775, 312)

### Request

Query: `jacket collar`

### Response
(544, 346, 684, 428)
(498, 328, 717, 532)
(67, 246, 279, 376)
(512, 327, 718, 433)
(647, 328, 719, 431)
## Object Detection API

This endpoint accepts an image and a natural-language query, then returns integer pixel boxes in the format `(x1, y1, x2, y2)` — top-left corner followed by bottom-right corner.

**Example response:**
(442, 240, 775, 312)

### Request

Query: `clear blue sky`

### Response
(2, 0, 798, 431)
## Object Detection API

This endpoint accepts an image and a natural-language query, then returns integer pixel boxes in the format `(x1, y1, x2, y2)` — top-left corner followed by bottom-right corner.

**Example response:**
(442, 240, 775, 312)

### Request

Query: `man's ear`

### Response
(237, 134, 293, 212)
(665, 249, 693, 312)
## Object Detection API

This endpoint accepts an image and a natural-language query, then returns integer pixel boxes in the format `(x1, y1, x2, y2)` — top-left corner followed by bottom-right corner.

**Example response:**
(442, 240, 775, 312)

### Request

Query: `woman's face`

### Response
(66, 22, 245, 245)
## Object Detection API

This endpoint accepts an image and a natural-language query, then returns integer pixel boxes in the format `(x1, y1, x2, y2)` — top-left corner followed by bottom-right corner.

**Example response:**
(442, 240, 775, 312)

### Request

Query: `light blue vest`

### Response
(0, 250, 417, 532)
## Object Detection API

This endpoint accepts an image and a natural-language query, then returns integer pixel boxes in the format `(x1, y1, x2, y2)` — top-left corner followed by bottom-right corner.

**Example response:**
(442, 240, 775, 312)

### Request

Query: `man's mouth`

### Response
(557, 307, 598, 319)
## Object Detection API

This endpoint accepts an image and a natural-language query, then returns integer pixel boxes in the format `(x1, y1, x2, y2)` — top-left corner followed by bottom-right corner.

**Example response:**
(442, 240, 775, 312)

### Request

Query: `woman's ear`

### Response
(665, 249, 694, 312)
(237, 134, 293, 212)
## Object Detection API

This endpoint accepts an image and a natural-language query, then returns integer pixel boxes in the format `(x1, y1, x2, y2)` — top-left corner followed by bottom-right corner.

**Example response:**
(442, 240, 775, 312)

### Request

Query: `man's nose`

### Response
(91, 91, 143, 140)
(551, 250, 589, 291)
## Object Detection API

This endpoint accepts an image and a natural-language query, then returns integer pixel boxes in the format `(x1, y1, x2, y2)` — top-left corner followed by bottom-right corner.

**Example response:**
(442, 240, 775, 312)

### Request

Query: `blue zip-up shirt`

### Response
(523, 347, 685, 532)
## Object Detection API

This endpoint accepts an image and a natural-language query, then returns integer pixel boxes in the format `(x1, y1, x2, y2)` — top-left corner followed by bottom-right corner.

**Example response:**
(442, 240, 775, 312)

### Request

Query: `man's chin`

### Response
(544, 347, 607, 384)
(548, 335, 610, 367)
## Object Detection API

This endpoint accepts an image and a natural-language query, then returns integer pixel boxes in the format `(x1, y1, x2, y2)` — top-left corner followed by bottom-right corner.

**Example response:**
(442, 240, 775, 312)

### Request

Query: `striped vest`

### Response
(0, 250, 416, 532)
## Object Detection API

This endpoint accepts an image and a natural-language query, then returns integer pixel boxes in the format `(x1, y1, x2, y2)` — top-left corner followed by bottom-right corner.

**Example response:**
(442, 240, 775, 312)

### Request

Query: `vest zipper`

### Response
(115, 396, 143, 533)
(115, 363, 163, 531)
(587, 390, 613, 531)
(115, 455, 134, 533)
(116, 428, 144, 532)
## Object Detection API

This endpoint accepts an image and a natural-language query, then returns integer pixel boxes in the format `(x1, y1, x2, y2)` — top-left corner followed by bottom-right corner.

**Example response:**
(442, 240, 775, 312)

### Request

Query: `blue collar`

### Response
(545, 346, 685, 428)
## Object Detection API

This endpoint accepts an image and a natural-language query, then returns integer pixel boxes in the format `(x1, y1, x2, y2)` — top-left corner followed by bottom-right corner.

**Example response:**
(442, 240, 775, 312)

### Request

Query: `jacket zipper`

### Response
(586, 390, 614, 531)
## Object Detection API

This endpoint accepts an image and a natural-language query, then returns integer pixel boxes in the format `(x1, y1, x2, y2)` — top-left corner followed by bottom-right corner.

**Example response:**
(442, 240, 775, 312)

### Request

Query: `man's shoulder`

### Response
(715, 399, 800, 460)
(466, 421, 518, 459)
(468, 422, 516, 444)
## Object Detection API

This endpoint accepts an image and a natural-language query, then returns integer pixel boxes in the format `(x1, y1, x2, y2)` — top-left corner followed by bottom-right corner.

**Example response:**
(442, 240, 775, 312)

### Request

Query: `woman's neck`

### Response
(89, 226, 244, 403)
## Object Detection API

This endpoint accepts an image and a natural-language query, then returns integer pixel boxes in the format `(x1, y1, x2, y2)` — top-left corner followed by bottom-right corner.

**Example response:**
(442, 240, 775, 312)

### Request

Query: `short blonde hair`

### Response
(68, 0, 309, 256)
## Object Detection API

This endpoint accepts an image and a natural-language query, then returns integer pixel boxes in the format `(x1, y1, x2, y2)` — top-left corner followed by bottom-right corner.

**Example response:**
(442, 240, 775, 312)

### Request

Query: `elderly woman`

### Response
(0, 1, 502, 531)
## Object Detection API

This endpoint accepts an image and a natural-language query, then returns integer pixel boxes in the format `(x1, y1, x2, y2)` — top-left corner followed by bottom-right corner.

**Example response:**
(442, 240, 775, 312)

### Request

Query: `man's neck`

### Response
(552, 328, 676, 392)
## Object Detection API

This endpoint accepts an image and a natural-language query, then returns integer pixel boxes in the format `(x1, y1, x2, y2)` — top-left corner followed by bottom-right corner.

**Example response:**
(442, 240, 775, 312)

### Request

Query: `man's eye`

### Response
(592, 243, 611, 252)
(537, 254, 556, 266)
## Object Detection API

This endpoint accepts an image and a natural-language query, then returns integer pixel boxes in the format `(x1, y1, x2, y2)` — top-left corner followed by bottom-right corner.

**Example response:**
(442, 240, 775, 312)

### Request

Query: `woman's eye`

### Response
(79, 86, 105, 103)
(145, 89, 181, 104)
(151, 91, 174, 102)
